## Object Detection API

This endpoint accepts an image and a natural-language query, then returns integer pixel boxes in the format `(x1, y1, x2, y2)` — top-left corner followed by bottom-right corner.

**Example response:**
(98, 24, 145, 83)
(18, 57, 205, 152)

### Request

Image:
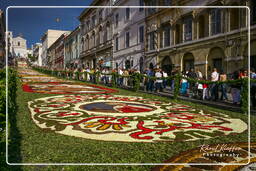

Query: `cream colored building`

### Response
(32, 43, 42, 66)
(41, 29, 70, 67)
(144, 0, 255, 77)
(13, 36, 28, 58)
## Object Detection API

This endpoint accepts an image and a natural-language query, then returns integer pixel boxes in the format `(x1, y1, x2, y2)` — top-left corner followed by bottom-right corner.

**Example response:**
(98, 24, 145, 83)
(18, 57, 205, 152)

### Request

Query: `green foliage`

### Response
(0, 69, 17, 169)
(33, 67, 249, 113)
(27, 54, 37, 62)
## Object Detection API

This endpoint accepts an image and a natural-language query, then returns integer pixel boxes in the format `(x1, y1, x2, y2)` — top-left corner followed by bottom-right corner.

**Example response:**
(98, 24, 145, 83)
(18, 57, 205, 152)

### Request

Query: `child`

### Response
(202, 77, 209, 100)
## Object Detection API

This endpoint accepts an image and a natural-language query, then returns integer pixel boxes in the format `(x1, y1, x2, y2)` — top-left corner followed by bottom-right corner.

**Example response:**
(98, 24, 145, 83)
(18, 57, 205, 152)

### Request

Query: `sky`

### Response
(0, 0, 94, 48)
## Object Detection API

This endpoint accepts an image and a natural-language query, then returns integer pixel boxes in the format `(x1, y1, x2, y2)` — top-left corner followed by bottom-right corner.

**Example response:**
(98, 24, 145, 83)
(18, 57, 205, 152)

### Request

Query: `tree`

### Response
(27, 54, 37, 62)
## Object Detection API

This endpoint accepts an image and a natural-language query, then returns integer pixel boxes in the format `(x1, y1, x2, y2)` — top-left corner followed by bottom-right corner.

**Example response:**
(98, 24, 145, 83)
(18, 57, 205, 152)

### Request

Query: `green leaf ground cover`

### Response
(4, 71, 256, 171)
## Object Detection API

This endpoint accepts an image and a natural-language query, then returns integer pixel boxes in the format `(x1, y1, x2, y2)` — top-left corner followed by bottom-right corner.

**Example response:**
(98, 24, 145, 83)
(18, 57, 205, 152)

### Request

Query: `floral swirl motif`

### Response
(28, 95, 247, 142)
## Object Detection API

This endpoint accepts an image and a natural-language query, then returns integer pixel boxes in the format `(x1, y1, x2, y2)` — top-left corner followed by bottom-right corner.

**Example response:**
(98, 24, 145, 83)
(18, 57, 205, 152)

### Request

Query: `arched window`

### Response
(98, 26, 103, 45)
(86, 35, 89, 50)
(81, 37, 84, 51)
(105, 22, 111, 41)
(91, 31, 95, 48)
(208, 47, 225, 73)
(198, 15, 205, 38)
(161, 56, 172, 75)
(125, 60, 131, 69)
(230, 7, 239, 31)
(183, 53, 195, 72)
(149, 62, 154, 70)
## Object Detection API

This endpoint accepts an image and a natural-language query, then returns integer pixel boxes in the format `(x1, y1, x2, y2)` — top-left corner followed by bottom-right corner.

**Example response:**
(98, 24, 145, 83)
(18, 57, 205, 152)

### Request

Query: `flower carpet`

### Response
(152, 142, 256, 170)
(18, 68, 117, 94)
(20, 77, 64, 83)
(28, 94, 247, 142)
(23, 82, 117, 94)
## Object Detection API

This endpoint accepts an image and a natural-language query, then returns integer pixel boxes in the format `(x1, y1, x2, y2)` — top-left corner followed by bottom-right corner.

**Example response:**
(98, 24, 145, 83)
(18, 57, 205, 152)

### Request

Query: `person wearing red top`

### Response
(202, 77, 209, 100)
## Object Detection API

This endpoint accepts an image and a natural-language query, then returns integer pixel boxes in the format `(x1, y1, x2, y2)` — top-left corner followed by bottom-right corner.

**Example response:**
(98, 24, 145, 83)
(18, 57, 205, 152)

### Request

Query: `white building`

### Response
(13, 36, 28, 58)
(32, 43, 42, 66)
(41, 29, 70, 66)
(7, 31, 14, 56)
(64, 27, 81, 68)
(112, 0, 145, 72)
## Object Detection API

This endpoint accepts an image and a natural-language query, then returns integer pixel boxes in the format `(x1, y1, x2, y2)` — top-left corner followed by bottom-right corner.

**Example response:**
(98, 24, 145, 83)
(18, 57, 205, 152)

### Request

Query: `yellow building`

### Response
(144, 0, 256, 77)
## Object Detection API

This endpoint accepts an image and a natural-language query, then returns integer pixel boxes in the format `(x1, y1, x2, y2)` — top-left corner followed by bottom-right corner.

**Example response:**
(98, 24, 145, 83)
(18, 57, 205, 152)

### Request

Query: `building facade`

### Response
(13, 35, 28, 58)
(32, 43, 42, 66)
(64, 27, 81, 68)
(144, 0, 255, 77)
(79, 0, 113, 69)
(112, 0, 145, 72)
(47, 32, 70, 69)
(41, 29, 70, 67)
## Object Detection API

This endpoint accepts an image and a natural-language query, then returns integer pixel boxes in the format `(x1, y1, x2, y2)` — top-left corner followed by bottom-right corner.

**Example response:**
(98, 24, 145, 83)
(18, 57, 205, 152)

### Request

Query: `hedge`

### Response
(32, 67, 249, 113)
(0, 68, 17, 169)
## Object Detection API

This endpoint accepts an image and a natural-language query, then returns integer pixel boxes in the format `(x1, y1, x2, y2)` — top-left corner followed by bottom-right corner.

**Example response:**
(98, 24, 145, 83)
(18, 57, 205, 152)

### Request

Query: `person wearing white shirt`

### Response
(155, 69, 163, 93)
(210, 68, 219, 101)
(118, 68, 124, 86)
(162, 71, 168, 89)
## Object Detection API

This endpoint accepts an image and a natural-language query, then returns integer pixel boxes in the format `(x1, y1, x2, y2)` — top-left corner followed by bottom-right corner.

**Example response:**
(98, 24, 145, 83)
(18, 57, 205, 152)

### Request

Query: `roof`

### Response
(78, 0, 105, 21)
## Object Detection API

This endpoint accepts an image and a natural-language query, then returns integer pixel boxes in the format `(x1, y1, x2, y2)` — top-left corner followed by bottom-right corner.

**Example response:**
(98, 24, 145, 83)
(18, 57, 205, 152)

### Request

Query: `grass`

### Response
(6, 75, 256, 171)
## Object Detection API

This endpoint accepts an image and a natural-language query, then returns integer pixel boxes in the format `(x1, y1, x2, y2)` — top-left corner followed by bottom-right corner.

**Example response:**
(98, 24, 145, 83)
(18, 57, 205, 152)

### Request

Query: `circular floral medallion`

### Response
(23, 82, 117, 94)
(28, 95, 247, 142)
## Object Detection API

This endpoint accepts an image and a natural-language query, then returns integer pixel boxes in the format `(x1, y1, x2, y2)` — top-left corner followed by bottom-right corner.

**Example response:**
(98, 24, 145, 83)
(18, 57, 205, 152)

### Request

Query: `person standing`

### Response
(162, 70, 168, 89)
(219, 70, 228, 101)
(123, 69, 129, 87)
(202, 76, 209, 100)
(118, 68, 124, 87)
(196, 69, 203, 80)
(210, 68, 219, 101)
(251, 68, 256, 108)
(231, 71, 241, 105)
(180, 71, 189, 95)
(155, 68, 163, 93)
(146, 68, 154, 92)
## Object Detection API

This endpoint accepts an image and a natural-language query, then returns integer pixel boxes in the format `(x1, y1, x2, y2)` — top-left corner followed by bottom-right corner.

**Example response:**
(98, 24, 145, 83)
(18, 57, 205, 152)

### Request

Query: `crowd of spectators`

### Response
(49, 64, 255, 108)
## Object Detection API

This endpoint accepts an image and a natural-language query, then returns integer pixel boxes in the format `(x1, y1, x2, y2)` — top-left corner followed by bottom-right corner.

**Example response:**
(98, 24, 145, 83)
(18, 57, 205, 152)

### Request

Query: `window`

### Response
(147, 0, 156, 15)
(139, 26, 144, 43)
(18, 42, 20, 46)
(184, 17, 192, 41)
(92, 15, 96, 27)
(99, 9, 103, 23)
(126, 8, 130, 20)
(139, 0, 144, 12)
(86, 20, 90, 30)
(126, 32, 130, 48)
(163, 25, 171, 47)
(210, 9, 221, 35)
(115, 13, 119, 27)
(149, 32, 155, 50)
(115, 37, 119, 51)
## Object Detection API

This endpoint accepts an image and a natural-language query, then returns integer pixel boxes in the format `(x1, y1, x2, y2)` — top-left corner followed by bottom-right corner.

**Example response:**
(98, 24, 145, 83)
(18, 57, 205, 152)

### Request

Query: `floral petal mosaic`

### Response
(28, 95, 247, 142)
(23, 82, 117, 94)
(153, 142, 255, 170)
